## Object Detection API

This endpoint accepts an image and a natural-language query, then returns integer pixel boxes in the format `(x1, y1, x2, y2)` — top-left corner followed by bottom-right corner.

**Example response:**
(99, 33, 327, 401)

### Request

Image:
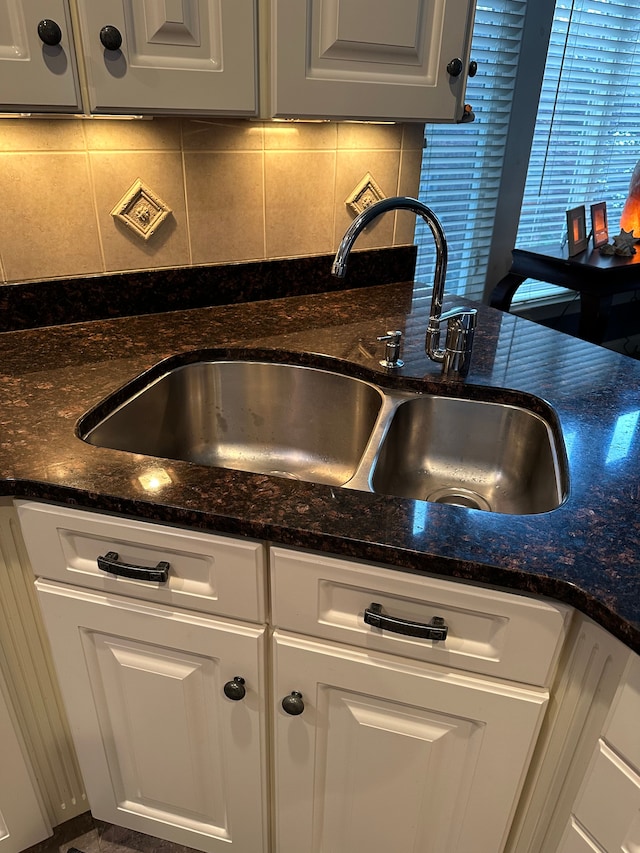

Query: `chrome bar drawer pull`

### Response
(364, 602, 448, 641)
(97, 551, 170, 583)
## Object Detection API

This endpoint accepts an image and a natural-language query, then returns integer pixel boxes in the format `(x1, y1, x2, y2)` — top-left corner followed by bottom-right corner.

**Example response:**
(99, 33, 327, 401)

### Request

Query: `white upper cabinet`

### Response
(267, 0, 477, 121)
(0, 0, 475, 119)
(74, 0, 257, 115)
(0, 0, 82, 112)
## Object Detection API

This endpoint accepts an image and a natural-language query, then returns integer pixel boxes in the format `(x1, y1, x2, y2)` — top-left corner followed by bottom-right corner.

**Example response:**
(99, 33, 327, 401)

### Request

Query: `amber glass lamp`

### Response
(619, 160, 640, 237)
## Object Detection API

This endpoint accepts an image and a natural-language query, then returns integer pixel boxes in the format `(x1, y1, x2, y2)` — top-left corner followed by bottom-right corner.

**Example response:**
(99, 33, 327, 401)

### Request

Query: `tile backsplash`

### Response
(0, 118, 424, 285)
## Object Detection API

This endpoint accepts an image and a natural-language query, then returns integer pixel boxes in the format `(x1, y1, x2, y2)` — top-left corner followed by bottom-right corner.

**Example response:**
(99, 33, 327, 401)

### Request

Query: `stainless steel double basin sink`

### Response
(78, 358, 569, 515)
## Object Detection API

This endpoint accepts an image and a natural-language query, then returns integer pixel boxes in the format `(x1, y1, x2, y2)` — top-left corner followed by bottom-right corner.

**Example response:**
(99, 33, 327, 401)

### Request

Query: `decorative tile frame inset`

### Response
(345, 173, 386, 216)
(110, 179, 172, 241)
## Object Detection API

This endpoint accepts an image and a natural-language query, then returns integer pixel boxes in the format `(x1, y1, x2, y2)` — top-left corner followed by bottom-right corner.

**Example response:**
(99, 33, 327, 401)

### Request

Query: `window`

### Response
(416, 0, 640, 306)
(514, 0, 640, 302)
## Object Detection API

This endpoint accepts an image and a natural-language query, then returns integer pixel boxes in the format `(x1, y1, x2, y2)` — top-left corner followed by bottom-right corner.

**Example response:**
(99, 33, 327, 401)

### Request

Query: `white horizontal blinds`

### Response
(415, 0, 527, 301)
(514, 0, 640, 303)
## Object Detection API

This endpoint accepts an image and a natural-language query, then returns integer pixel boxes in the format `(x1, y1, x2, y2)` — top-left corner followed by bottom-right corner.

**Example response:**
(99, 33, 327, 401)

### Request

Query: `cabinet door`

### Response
(0, 0, 82, 111)
(273, 630, 548, 853)
(0, 667, 51, 853)
(36, 579, 268, 853)
(75, 0, 257, 115)
(270, 0, 476, 121)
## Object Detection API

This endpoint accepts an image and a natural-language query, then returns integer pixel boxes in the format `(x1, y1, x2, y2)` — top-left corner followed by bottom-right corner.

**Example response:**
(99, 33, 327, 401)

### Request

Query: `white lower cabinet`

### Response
(272, 630, 548, 853)
(270, 547, 570, 853)
(18, 501, 269, 853)
(17, 502, 573, 853)
(35, 580, 268, 853)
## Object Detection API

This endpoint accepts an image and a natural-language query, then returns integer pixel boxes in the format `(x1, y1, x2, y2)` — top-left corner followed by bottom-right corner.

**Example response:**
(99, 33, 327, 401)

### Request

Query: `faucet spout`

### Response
(331, 196, 476, 378)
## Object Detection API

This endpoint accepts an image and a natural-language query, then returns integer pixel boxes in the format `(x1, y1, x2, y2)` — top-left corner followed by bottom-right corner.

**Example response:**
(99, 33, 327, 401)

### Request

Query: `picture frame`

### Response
(566, 205, 589, 256)
(590, 201, 609, 248)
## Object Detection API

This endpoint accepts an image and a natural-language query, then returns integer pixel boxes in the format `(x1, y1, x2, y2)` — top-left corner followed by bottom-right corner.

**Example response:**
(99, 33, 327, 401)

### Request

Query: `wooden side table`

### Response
(489, 244, 640, 344)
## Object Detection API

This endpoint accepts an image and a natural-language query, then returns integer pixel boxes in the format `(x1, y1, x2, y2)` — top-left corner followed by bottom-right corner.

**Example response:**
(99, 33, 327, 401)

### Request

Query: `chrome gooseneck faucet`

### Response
(332, 197, 477, 378)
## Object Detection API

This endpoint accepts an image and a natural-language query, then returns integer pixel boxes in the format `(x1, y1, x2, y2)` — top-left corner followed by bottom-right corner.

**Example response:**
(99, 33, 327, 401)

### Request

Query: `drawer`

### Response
(17, 501, 266, 623)
(604, 652, 640, 775)
(270, 547, 571, 686)
(574, 739, 640, 853)
(557, 818, 604, 853)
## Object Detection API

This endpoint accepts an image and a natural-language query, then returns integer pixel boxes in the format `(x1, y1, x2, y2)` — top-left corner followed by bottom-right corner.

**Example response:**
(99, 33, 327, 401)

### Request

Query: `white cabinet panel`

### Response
(270, 0, 477, 121)
(314, 0, 431, 68)
(604, 652, 640, 775)
(273, 630, 548, 853)
(0, 667, 50, 853)
(555, 649, 640, 853)
(36, 579, 268, 853)
(574, 740, 640, 853)
(75, 0, 257, 114)
(0, 0, 82, 111)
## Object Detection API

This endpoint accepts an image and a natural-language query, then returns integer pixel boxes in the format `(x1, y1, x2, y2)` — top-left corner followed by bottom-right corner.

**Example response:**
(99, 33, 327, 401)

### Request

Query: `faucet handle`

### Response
(441, 308, 477, 378)
(377, 330, 404, 369)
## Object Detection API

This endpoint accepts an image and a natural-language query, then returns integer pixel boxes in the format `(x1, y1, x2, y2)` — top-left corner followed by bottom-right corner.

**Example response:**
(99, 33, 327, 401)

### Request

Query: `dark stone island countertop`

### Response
(1, 257, 639, 654)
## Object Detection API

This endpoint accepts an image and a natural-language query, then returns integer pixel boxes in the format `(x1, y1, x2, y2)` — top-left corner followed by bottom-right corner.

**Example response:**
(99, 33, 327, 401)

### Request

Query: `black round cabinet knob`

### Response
(223, 676, 247, 701)
(100, 25, 123, 51)
(281, 691, 305, 716)
(37, 20, 62, 46)
(447, 57, 464, 77)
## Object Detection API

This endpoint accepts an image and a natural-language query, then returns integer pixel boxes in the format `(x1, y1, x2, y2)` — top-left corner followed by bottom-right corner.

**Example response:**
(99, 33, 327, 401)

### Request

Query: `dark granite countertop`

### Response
(1, 270, 639, 653)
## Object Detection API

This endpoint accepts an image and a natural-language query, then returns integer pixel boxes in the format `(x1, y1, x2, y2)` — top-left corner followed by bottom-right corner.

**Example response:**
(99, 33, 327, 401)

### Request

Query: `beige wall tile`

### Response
(182, 118, 264, 151)
(401, 122, 426, 150)
(0, 116, 423, 284)
(334, 150, 401, 250)
(337, 122, 403, 150)
(83, 117, 181, 151)
(0, 152, 102, 282)
(263, 121, 337, 151)
(265, 151, 336, 258)
(398, 147, 423, 198)
(0, 119, 86, 151)
(90, 152, 190, 273)
(185, 152, 265, 264)
(395, 147, 424, 245)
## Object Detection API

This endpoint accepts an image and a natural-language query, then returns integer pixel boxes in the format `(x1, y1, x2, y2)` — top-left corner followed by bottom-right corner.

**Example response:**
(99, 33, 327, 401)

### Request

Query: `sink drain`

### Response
(426, 486, 492, 512)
